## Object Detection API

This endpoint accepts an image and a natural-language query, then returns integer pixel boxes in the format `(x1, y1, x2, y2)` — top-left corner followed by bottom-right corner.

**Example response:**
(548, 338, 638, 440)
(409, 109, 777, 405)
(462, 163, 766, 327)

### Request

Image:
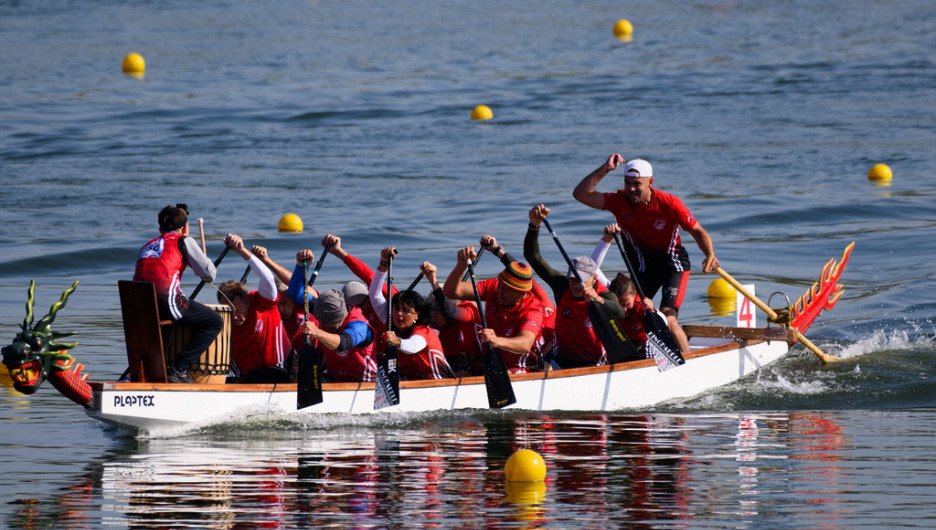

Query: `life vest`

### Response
(555, 289, 606, 365)
(134, 232, 186, 298)
(379, 325, 453, 380)
(316, 307, 376, 382)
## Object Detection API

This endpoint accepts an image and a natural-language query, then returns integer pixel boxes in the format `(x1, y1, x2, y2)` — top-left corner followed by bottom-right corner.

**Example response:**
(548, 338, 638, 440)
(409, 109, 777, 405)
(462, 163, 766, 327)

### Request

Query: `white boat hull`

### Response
(87, 335, 790, 434)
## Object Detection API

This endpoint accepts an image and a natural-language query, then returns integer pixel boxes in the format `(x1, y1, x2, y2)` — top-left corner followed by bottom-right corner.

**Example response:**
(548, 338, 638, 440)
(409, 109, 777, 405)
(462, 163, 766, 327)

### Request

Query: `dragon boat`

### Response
(2, 244, 853, 436)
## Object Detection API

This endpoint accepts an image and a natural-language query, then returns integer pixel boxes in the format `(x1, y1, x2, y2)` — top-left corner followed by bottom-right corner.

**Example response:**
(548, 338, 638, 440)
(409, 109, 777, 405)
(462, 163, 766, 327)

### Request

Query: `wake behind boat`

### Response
(3, 244, 853, 436)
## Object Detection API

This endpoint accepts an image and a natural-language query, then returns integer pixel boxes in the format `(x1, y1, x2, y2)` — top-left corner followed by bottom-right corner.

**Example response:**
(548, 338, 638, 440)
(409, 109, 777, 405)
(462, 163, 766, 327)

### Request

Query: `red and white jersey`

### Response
(618, 294, 649, 345)
(555, 289, 607, 365)
(379, 324, 453, 380)
(231, 291, 290, 376)
(475, 278, 544, 373)
(603, 188, 697, 269)
(134, 232, 185, 298)
(316, 307, 376, 382)
(438, 301, 484, 375)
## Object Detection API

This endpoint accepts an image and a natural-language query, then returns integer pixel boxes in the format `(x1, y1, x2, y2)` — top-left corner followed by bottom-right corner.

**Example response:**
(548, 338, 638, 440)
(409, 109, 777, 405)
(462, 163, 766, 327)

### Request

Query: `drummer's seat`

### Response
(117, 280, 172, 383)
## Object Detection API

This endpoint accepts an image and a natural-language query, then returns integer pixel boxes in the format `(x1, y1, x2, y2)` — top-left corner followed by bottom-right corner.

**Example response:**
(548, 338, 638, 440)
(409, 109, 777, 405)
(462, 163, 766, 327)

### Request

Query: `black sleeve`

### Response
(523, 225, 566, 295)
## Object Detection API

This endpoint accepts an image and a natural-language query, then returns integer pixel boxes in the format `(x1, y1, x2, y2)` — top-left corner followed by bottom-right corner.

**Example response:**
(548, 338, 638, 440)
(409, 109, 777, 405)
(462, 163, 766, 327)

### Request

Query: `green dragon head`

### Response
(2, 280, 79, 395)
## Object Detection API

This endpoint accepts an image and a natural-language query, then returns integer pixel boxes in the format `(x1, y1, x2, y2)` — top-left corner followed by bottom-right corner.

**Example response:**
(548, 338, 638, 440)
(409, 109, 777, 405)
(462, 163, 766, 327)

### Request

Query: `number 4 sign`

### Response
(736, 284, 756, 328)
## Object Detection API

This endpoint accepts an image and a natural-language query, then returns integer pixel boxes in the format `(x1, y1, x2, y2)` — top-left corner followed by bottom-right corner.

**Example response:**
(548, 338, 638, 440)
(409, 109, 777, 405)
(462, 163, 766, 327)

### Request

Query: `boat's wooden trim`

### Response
(683, 324, 796, 342)
(90, 332, 759, 393)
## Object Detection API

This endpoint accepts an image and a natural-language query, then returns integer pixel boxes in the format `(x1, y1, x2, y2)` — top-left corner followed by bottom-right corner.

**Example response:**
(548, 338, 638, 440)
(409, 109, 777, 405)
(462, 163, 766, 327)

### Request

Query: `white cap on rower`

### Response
(623, 159, 653, 178)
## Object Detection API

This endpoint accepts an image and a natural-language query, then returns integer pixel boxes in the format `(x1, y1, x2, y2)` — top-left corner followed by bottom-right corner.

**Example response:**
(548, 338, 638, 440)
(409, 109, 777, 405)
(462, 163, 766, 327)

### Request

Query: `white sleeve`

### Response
(592, 239, 611, 287)
(248, 255, 278, 301)
(369, 269, 388, 325)
(398, 334, 428, 355)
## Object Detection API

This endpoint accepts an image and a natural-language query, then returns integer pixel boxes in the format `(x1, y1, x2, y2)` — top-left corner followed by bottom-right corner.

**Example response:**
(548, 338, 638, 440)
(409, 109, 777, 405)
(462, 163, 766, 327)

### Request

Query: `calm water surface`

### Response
(2, 0, 935, 527)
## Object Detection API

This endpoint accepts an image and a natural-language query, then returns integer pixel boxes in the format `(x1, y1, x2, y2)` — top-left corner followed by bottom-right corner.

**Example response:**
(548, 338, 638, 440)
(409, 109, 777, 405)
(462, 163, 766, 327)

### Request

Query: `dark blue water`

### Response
(2, 1, 935, 527)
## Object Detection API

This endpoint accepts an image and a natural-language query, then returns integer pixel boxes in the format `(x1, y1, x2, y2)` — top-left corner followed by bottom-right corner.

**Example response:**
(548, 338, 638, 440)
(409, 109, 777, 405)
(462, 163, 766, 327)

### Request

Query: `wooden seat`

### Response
(117, 280, 172, 383)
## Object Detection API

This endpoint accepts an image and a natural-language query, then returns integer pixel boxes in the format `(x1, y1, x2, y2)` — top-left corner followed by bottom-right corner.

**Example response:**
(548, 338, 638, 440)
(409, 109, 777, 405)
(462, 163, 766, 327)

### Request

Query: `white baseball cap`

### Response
(623, 159, 653, 178)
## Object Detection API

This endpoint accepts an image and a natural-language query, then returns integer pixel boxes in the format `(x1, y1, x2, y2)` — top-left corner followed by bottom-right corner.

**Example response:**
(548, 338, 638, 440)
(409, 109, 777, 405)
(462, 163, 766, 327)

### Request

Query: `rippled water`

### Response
(2, 0, 935, 527)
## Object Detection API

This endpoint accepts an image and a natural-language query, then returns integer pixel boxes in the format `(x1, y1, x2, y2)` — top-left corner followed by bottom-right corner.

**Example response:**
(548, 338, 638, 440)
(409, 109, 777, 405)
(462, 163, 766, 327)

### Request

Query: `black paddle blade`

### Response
(587, 300, 639, 363)
(482, 345, 516, 408)
(297, 343, 323, 409)
(643, 310, 685, 370)
(374, 347, 400, 409)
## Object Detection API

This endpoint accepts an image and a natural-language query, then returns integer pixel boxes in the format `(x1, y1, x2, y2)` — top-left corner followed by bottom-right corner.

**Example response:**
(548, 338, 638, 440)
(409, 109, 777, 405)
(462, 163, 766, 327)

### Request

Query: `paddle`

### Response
(374, 254, 400, 409)
(466, 255, 517, 409)
(540, 219, 637, 364)
(189, 245, 231, 301)
(407, 272, 424, 291)
(461, 246, 486, 281)
(239, 266, 251, 284)
(612, 233, 686, 370)
(716, 267, 840, 364)
(297, 249, 329, 409)
(196, 218, 207, 254)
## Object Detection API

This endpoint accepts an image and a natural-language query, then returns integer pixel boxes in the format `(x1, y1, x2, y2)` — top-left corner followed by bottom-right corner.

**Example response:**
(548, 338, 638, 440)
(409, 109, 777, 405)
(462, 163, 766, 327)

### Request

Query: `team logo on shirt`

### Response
(138, 239, 164, 259)
(654, 218, 666, 230)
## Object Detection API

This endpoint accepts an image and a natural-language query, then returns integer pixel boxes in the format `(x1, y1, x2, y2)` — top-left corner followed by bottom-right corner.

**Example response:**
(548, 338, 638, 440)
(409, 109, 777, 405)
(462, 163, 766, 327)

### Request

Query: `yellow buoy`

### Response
(867, 163, 892, 183)
(707, 277, 736, 299)
(122, 52, 146, 74)
(707, 297, 736, 317)
(504, 449, 547, 482)
(277, 213, 303, 233)
(612, 19, 634, 41)
(505, 481, 547, 505)
(470, 104, 493, 121)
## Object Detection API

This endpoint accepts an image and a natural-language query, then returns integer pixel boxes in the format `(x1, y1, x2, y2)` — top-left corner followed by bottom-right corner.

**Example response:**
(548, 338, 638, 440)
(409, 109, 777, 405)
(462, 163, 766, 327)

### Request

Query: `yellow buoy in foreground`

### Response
(505, 481, 547, 505)
(277, 213, 303, 233)
(471, 104, 493, 121)
(612, 19, 634, 41)
(707, 277, 736, 299)
(505, 449, 547, 482)
(122, 52, 146, 74)
(867, 163, 892, 183)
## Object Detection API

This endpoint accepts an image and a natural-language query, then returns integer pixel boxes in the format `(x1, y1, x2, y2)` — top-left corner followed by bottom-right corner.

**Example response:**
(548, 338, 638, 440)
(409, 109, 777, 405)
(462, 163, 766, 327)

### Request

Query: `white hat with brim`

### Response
(623, 159, 653, 178)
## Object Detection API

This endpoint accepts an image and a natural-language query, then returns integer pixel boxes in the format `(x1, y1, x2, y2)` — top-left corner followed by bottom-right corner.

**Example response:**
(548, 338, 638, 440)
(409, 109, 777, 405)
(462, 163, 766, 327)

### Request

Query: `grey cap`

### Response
(342, 281, 369, 306)
(313, 289, 348, 326)
(567, 256, 598, 280)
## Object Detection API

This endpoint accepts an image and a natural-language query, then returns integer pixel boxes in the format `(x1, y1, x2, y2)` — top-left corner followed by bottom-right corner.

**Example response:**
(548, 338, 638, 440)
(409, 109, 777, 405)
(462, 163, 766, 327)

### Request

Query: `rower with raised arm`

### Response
(443, 246, 544, 374)
(370, 247, 454, 380)
(321, 234, 398, 335)
(479, 234, 557, 362)
(421, 260, 484, 377)
(252, 245, 316, 355)
(524, 204, 630, 368)
(573, 155, 719, 354)
(302, 286, 376, 383)
(216, 234, 290, 383)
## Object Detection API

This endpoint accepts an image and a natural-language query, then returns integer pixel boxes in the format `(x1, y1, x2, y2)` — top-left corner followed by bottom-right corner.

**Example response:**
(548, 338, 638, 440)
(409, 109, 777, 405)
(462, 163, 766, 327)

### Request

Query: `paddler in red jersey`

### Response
(216, 234, 291, 383)
(420, 260, 485, 377)
(573, 155, 720, 353)
(523, 204, 629, 368)
(134, 204, 222, 384)
(443, 247, 544, 374)
(479, 234, 558, 361)
(608, 272, 654, 352)
(369, 247, 455, 380)
(249, 244, 317, 353)
(303, 288, 377, 383)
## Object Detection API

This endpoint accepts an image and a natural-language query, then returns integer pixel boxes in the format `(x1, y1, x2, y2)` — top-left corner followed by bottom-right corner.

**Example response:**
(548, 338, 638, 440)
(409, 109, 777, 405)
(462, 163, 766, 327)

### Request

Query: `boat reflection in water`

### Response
(8, 412, 849, 528)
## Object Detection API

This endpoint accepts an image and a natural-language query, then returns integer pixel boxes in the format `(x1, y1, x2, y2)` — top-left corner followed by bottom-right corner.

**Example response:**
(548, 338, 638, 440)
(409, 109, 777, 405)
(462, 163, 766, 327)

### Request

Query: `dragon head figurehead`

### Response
(2, 281, 91, 406)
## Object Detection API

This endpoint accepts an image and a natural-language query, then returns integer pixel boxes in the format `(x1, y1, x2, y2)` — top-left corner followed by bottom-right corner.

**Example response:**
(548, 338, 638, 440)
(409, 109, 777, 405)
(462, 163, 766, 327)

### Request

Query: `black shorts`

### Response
(636, 269, 690, 314)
